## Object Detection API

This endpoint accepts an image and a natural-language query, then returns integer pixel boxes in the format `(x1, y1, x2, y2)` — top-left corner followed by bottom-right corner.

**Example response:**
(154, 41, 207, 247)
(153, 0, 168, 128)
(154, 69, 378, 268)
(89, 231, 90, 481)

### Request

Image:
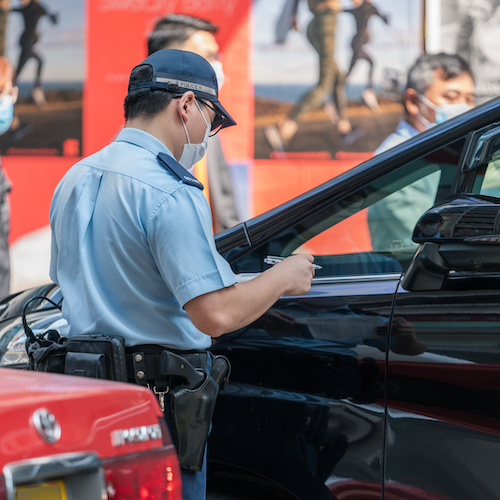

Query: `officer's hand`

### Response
(274, 254, 315, 296)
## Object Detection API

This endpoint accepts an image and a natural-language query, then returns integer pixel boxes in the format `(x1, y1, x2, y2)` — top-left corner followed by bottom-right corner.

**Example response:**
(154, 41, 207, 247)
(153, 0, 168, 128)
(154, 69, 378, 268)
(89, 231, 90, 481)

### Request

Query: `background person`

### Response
(267, 0, 355, 150)
(344, 0, 390, 111)
(148, 13, 240, 232)
(10, 0, 58, 107)
(49, 49, 315, 500)
(0, 56, 17, 297)
(416, 213, 444, 239)
(454, 0, 500, 104)
(368, 52, 475, 252)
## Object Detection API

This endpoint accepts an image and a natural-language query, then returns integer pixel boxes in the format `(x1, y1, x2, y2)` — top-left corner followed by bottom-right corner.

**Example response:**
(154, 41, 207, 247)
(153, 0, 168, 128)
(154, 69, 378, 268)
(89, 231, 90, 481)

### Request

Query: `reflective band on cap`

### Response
(156, 77, 216, 96)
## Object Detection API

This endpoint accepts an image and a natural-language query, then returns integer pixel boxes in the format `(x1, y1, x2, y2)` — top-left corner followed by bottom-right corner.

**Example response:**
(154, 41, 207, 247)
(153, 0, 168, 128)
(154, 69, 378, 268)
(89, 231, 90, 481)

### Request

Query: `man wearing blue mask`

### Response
(375, 52, 475, 152)
(49, 49, 316, 500)
(368, 52, 475, 252)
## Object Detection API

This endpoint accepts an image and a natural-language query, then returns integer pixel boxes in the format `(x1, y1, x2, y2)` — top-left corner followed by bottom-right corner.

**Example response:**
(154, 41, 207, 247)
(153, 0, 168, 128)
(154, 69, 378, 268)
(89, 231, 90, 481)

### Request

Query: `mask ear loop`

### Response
(416, 93, 436, 128)
(178, 98, 211, 147)
(418, 93, 438, 111)
(195, 99, 211, 130)
(178, 102, 192, 147)
(194, 99, 212, 148)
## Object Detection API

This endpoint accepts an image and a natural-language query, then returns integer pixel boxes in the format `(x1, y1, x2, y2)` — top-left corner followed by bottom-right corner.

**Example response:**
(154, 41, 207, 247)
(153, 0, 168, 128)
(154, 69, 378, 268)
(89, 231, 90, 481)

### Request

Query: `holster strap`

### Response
(126, 347, 208, 389)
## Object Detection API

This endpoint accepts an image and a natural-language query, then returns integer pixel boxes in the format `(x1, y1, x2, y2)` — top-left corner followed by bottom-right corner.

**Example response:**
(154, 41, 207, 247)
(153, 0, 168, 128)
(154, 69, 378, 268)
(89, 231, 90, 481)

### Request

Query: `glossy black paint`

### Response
(210, 276, 398, 499)
(386, 278, 500, 499)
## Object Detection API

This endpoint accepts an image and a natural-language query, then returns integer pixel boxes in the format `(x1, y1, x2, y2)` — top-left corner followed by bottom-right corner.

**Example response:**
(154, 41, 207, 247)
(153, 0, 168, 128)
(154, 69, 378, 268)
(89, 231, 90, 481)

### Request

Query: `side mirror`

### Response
(403, 195, 500, 291)
(412, 194, 500, 245)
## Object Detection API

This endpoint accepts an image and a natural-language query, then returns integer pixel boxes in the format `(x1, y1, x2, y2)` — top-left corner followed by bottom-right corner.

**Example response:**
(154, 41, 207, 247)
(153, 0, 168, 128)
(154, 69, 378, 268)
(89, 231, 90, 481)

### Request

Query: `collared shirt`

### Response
(368, 120, 440, 252)
(373, 119, 419, 155)
(50, 128, 237, 350)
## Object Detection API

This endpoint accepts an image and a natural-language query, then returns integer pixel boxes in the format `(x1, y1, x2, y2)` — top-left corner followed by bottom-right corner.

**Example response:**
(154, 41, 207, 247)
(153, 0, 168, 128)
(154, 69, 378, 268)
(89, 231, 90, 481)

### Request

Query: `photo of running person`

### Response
(344, 0, 389, 111)
(266, 0, 356, 152)
(10, 0, 58, 107)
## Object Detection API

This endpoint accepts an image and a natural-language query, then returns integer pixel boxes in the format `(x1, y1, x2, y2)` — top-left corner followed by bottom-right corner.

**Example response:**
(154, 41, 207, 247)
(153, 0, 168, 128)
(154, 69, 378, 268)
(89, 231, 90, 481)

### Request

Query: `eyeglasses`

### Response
(197, 98, 225, 136)
(172, 94, 226, 136)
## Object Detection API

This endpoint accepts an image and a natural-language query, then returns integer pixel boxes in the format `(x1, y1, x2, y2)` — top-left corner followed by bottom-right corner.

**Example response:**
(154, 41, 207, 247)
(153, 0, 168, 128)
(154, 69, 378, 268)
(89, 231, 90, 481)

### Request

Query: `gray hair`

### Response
(406, 52, 474, 95)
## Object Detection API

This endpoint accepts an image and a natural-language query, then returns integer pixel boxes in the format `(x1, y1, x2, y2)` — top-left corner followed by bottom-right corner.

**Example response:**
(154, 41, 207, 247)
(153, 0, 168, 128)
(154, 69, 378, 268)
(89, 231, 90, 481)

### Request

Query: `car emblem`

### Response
(32, 408, 61, 444)
(111, 424, 162, 447)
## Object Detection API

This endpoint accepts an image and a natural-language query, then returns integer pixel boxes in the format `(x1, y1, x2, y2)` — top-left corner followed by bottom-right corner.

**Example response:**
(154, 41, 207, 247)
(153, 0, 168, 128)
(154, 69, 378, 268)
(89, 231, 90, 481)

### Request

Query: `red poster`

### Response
(85, 0, 252, 159)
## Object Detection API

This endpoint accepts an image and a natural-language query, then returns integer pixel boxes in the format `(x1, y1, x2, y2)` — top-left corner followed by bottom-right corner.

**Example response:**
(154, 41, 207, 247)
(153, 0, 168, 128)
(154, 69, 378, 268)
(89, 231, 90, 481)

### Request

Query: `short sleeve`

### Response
(147, 185, 237, 307)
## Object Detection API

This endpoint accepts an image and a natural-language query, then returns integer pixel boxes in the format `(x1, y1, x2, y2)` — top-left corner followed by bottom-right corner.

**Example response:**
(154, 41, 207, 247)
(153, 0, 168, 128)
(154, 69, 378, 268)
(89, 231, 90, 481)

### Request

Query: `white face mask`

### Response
(210, 60, 225, 90)
(418, 94, 472, 127)
(178, 99, 211, 170)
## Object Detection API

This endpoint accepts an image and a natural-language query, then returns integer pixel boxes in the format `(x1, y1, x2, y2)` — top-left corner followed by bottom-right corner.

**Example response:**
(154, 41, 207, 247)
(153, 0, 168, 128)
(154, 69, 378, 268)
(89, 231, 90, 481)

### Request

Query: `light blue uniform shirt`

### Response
(50, 128, 237, 350)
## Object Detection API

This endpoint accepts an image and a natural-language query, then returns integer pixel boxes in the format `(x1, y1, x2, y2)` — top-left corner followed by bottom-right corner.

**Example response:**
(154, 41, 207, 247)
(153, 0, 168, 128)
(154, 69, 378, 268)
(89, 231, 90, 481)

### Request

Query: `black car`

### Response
(3, 97, 500, 500)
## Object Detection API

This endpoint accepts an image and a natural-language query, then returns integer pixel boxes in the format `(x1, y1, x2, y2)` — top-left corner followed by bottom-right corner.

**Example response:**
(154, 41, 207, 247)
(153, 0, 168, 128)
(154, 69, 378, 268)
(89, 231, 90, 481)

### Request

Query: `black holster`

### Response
(169, 354, 230, 472)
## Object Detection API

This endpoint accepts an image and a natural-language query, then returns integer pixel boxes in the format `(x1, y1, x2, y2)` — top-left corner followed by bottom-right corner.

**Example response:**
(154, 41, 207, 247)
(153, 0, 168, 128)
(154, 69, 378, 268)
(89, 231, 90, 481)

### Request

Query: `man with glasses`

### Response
(49, 49, 315, 500)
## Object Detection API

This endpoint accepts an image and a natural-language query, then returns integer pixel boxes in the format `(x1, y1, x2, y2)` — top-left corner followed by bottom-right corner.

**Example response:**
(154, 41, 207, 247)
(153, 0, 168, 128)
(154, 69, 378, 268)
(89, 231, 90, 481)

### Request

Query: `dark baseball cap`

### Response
(128, 49, 236, 131)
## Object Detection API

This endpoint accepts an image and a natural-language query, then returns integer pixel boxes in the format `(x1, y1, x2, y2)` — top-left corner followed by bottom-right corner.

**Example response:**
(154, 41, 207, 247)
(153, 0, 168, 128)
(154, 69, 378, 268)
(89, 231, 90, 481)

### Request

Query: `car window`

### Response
(231, 138, 466, 277)
(480, 161, 500, 197)
(466, 126, 500, 198)
(474, 142, 500, 198)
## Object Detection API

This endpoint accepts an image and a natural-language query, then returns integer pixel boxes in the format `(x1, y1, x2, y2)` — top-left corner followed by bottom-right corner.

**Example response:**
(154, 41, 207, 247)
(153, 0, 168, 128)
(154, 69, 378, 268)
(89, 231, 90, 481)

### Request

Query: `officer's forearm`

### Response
(184, 255, 314, 337)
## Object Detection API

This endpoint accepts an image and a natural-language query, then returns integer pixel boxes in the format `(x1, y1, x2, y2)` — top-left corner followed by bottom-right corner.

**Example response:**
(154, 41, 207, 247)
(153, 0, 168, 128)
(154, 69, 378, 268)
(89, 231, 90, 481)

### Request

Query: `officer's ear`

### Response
(177, 91, 196, 124)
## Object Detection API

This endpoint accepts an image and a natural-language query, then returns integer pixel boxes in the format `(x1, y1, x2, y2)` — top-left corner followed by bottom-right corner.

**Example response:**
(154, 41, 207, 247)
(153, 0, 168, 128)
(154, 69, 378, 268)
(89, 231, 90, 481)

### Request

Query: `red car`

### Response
(0, 367, 182, 500)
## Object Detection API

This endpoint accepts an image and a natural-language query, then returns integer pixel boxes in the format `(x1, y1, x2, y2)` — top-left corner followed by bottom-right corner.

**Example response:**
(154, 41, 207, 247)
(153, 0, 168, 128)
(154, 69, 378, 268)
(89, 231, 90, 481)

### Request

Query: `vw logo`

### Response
(32, 408, 61, 444)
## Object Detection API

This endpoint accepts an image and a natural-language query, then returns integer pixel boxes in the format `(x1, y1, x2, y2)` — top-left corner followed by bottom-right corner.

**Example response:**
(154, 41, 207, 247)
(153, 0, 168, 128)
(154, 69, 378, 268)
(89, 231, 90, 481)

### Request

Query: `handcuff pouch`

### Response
(64, 334, 127, 381)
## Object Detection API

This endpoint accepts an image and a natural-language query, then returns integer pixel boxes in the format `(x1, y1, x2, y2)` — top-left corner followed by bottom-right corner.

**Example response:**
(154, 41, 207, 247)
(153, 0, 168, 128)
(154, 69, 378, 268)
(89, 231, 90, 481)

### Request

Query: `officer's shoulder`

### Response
(157, 153, 204, 191)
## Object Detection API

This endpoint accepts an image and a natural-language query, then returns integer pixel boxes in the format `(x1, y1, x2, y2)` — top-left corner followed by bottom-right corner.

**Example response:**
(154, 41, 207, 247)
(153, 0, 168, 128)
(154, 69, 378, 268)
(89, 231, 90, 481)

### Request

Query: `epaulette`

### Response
(157, 152, 204, 190)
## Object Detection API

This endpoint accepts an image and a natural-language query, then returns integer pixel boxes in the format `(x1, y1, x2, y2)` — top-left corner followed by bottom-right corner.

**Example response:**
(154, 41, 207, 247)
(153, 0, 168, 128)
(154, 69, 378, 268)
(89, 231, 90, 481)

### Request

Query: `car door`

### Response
(211, 105, 500, 500)
(386, 126, 500, 500)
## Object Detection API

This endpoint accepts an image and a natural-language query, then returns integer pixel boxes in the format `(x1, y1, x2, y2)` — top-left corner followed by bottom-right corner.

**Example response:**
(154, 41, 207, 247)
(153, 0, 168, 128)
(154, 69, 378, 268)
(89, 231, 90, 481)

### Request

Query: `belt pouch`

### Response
(65, 352, 106, 378)
(65, 334, 127, 381)
(27, 331, 67, 373)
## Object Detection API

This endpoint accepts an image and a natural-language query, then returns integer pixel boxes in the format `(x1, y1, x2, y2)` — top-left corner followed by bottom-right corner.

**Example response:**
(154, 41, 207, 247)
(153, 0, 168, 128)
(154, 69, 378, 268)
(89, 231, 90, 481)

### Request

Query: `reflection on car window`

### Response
(470, 128, 500, 198)
(231, 138, 466, 277)
(480, 162, 500, 197)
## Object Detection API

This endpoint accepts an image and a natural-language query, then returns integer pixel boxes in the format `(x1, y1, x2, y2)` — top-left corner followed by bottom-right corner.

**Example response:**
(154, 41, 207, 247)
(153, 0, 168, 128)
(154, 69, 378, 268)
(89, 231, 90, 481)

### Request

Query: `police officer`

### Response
(49, 49, 315, 500)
